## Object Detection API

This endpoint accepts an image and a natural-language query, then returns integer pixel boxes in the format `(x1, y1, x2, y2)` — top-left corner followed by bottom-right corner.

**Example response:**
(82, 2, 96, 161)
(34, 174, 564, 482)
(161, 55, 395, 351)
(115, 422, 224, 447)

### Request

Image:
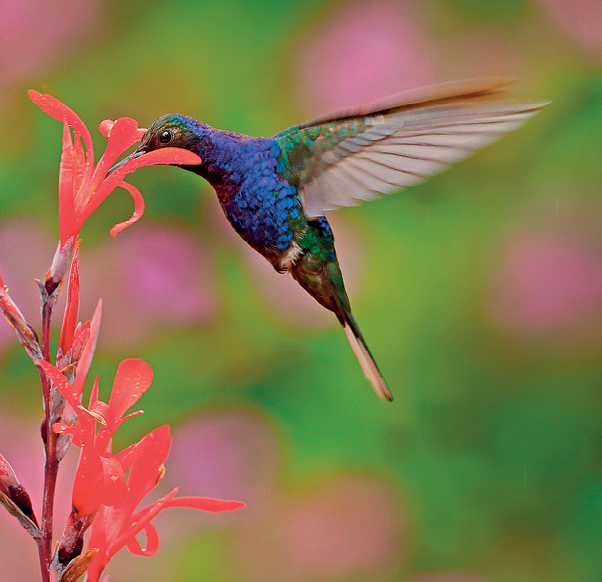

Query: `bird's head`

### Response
(139, 114, 203, 152)
(109, 114, 205, 175)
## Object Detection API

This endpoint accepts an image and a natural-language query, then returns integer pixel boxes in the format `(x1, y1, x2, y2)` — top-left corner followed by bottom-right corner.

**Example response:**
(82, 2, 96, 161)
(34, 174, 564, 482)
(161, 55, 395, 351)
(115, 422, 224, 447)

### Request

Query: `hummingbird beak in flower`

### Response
(106, 149, 147, 177)
(109, 113, 207, 180)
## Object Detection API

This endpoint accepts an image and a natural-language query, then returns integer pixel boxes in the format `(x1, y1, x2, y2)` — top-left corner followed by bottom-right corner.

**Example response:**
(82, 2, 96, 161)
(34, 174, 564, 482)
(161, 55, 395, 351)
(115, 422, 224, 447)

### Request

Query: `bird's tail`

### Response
(337, 303, 393, 402)
(290, 224, 392, 401)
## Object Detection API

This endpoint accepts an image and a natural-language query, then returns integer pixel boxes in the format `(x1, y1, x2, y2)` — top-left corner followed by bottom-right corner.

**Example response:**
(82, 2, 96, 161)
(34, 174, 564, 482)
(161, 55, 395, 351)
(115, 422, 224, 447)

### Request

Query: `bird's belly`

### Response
(219, 178, 301, 257)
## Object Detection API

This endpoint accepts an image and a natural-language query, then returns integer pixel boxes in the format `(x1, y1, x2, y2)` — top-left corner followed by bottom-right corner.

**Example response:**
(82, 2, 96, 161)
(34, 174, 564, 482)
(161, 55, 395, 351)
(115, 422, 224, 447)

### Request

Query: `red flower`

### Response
(28, 90, 202, 245)
(39, 357, 245, 580)
(40, 357, 153, 517)
(85, 425, 245, 582)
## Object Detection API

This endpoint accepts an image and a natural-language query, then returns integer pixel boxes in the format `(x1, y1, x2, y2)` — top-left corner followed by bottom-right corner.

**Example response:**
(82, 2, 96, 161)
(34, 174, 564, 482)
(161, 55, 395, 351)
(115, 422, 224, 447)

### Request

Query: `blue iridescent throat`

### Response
(182, 121, 300, 252)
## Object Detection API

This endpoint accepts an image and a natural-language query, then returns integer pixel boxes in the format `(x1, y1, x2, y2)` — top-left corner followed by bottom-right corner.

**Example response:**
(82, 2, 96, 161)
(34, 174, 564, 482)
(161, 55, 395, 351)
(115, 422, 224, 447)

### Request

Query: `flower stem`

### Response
(39, 300, 57, 582)
(36, 239, 74, 581)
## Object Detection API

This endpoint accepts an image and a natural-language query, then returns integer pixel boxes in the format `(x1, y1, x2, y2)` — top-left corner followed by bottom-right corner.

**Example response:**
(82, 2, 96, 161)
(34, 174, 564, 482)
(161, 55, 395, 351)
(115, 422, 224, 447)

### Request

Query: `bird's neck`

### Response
(184, 125, 276, 200)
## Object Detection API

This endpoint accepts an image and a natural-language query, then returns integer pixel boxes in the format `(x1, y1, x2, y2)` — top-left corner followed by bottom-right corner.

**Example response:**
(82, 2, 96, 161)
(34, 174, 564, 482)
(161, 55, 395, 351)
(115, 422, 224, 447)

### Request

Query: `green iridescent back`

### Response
(274, 118, 368, 185)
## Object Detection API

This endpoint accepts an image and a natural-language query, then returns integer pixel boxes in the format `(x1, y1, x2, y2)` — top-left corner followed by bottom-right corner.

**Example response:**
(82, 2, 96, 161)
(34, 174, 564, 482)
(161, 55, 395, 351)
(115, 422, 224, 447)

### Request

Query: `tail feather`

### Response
(290, 225, 392, 401)
(341, 315, 393, 402)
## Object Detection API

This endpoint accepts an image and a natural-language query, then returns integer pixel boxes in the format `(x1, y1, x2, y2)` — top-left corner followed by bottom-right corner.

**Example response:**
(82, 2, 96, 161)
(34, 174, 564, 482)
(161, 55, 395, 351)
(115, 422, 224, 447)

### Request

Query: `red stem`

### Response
(38, 300, 56, 582)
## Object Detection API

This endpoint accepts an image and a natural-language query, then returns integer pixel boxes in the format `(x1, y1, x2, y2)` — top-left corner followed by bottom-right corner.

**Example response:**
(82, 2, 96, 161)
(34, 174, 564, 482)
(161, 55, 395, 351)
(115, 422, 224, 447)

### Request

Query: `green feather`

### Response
(275, 119, 367, 184)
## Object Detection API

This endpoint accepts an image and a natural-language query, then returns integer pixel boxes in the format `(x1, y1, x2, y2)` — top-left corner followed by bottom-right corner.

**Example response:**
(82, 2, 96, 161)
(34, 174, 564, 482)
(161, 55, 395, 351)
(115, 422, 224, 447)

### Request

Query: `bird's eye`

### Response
(159, 130, 172, 144)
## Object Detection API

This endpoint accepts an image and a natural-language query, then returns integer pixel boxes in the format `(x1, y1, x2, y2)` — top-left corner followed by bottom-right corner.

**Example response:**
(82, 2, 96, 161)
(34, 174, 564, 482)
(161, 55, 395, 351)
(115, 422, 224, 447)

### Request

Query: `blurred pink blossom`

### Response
(0, 404, 77, 581)
(229, 475, 404, 582)
(168, 409, 279, 512)
(293, 0, 435, 116)
(488, 198, 602, 350)
(535, 0, 602, 64)
(492, 233, 602, 329)
(0, 217, 57, 353)
(80, 222, 218, 349)
(0, 0, 104, 92)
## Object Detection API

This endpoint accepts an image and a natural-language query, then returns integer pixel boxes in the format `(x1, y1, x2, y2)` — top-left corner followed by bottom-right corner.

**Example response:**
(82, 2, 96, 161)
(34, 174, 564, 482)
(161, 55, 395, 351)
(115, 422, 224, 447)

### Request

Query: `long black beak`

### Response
(107, 149, 146, 177)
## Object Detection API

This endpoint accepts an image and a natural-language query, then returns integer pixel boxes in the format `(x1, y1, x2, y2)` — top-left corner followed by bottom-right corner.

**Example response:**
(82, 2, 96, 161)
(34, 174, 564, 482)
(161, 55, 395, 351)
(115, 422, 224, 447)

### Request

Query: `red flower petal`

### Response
(98, 118, 145, 144)
(72, 443, 104, 516)
(71, 299, 102, 399)
(58, 123, 79, 243)
(130, 147, 202, 169)
(161, 496, 246, 513)
(103, 147, 202, 190)
(58, 244, 81, 357)
(108, 181, 145, 237)
(115, 442, 141, 474)
(99, 454, 128, 508)
(124, 523, 160, 557)
(98, 120, 114, 139)
(109, 488, 178, 553)
(92, 117, 145, 185)
(123, 426, 171, 510)
(88, 375, 100, 410)
(39, 360, 85, 416)
(71, 321, 90, 365)
(28, 90, 94, 159)
(108, 359, 153, 424)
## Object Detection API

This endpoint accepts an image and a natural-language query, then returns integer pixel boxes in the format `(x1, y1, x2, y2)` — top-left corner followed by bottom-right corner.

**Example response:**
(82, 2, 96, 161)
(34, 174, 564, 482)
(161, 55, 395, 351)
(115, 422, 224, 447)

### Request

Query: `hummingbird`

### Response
(112, 78, 547, 401)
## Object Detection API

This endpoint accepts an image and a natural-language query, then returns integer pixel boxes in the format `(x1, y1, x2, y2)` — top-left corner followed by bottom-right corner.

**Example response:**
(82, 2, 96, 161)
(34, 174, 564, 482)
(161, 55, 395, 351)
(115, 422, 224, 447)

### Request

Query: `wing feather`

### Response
(329, 165, 380, 203)
(274, 79, 549, 219)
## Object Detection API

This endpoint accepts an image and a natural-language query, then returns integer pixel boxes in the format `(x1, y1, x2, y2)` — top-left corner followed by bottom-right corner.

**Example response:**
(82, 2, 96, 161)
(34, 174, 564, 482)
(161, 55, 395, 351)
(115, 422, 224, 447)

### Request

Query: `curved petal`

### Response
(111, 488, 178, 553)
(124, 523, 160, 557)
(98, 119, 114, 138)
(28, 91, 94, 165)
(161, 496, 246, 513)
(115, 489, 245, 558)
(107, 147, 202, 187)
(96, 146, 202, 199)
(109, 181, 145, 237)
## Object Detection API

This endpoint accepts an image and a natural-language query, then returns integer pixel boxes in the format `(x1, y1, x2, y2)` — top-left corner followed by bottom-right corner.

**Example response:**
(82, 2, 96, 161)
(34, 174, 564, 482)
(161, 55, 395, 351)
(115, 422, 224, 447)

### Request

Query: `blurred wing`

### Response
(274, 79, 549, 219)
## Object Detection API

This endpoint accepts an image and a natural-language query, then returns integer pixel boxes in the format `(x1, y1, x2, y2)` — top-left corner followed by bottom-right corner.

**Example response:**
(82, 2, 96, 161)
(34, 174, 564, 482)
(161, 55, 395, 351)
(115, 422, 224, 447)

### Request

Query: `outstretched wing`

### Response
(274, 78, 549, 219)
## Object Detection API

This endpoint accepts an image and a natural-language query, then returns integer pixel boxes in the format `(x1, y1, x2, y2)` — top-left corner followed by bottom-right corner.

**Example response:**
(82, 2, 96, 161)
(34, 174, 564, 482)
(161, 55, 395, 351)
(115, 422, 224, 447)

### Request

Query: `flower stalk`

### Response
(0, 91, 241, 582)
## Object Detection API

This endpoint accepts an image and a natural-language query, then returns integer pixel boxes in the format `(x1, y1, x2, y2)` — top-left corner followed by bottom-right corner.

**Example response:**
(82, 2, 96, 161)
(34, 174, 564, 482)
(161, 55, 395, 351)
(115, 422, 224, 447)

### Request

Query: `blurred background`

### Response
(0, 0, 601, 581)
